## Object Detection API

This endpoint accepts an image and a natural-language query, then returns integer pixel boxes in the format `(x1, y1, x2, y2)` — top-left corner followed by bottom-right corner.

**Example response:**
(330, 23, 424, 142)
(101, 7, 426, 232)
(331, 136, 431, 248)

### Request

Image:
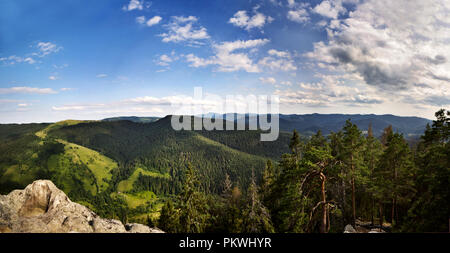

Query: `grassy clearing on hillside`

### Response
(117, 167, 170, 193)
(47, 154, 97, 195)
(46, 139, 117, 194)
(111, 191, 157, 209)
(61, 140, 117, 192)
(35, 120, 91, 139)
(0, 164, 36, 187)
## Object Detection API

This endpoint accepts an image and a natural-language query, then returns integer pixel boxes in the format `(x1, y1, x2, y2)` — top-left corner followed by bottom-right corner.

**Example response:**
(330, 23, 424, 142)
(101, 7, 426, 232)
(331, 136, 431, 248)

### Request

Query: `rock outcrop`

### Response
(0, 180, 164, 233)
(344, 223, 387, 233)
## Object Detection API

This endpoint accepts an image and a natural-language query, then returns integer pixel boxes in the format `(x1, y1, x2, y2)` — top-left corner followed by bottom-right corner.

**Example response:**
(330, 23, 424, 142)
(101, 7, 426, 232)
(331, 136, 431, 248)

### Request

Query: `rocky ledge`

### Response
(0, 180, 164, 233)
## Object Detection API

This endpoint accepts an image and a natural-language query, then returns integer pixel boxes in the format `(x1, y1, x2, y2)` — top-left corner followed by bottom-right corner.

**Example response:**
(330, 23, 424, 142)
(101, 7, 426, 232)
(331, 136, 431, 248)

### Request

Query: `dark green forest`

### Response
(0, 111, 448, 232)
(158, 109, 449, 233)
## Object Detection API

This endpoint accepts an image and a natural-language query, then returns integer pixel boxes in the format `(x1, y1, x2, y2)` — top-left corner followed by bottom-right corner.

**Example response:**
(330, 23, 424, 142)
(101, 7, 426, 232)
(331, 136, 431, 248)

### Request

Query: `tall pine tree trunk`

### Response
(352, 176, 356, 227)
(341, 178, 346, 226)
(379, 202, 383, 232)
(371, 198, 375, 226)
(320, 172, 327, 233)
(351, 151, 356, 227)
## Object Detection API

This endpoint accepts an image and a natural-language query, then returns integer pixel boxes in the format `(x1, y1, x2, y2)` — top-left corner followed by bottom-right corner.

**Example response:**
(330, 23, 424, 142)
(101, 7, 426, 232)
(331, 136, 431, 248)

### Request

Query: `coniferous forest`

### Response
(1, 110, 447, 233)
(157, 109, 449, 233)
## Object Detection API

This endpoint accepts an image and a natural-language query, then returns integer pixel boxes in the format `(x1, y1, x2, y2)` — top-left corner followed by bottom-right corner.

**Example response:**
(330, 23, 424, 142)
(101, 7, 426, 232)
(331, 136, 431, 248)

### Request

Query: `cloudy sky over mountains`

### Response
(0, 0, 449, 122)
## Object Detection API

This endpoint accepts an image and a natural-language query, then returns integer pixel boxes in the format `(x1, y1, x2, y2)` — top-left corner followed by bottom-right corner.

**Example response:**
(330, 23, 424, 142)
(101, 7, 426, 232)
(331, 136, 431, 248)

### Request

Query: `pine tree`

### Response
(301, 130, 334, 233)
(217, 173, 243, 232)
(179, 163, 209, 233)
(341, 120, 366, 227)
(374, 130, 415, 228)
(269, 130, 308, 232)
(404, 109, 450, 232)
(261, 160, 275, 202)
(242, 169, 274, 233)
(364, 124, 383, 225)
(158, 200, 179, 233)
(289, 129, 303, 160)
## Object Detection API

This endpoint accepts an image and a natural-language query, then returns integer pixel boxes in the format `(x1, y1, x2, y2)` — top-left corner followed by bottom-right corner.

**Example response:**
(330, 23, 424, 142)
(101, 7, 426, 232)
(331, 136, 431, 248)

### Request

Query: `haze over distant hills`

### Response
(104, 113, 431, 138)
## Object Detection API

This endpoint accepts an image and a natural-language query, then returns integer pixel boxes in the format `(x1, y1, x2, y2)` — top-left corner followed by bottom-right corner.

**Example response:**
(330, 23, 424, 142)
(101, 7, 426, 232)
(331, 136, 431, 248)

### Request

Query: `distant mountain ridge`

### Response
(102, 116, 160, 123)
(276, 113, 431, 137)
(107, 113, 432, 138)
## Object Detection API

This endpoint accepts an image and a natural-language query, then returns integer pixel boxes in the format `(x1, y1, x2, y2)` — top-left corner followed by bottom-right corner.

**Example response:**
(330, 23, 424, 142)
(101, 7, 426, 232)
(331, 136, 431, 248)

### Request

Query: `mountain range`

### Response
(0, 113, 431, 225)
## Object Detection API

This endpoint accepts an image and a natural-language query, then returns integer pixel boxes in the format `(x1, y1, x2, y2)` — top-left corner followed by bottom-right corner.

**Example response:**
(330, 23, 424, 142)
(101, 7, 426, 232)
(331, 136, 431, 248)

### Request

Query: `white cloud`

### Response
(274, 73, 385, 107)
(259, 77, 277, 84)
(123, 0, 144, 11)
(258, 49, 297, 72)
(173, 16, 197, 23)
(287, 0, 296, 8)
(136, 16, 146, 24)
(268, 49, 291, 58)
(96, 74, 108, 78)
(0, 55, 36, 65)
(229, 10, 273, 31)
(287, 8, 309, 23)
(60, 88, 74, 91)
(157, 54, 173, 66)
(0, 86, 57, 94)
(48, 75, 58, 80)
(35, 42, 62, 57)
(305, 0, 450, 108)
(313, 1, 347, 19)
(159, 16, 209, 45)
(1, 41, 61, 66)
(186, 39, 270, 72)
(146, 16, 162, 26)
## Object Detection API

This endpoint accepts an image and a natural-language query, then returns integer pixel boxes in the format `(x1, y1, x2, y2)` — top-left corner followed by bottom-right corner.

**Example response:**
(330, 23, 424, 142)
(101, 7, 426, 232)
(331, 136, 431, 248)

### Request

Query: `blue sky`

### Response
(1, 0, 449, 123)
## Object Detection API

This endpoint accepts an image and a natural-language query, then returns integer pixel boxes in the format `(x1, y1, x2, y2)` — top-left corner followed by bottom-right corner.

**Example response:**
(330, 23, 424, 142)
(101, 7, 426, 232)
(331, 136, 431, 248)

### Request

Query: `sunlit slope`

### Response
(0, 120, 116, 197)
(117, 167, 169, 193)
(47, 116, 276, 194)
(47, 139, 117, 194)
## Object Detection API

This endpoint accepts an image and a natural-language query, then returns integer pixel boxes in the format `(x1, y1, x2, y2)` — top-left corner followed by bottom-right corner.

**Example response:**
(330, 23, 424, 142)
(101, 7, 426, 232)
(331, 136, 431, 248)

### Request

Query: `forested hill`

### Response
(277, 113, 431, 137)
(0, 112, 442, 232)
(109, 113, 431, 138)
(0, 116, 291, 225)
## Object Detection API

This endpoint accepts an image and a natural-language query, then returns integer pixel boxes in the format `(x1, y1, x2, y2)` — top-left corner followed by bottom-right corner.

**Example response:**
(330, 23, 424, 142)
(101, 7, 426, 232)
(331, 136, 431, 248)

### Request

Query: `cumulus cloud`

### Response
(287, 8, 309, 23)
(35, 42, 62, 57)
(0, 56, 35, 65)
(287, 0, 296, 8)
(136, 16, 146, 24)
(1, 41, 61, 66)
(146, 16, 162, 26)
(159, 16, 209, 45)
(60, 88, 74, 91)
(157, 54, 173, 66)
(274, 73, 384, 107)
(305, 0, 450, 108)
(259, 77, 277, 84)
(123, 0, 144, 11)
(0, 86, 57, 94)
(259, 49, 297, 72)
(312, 0, 347, 19)
(51, 94, 221, 116)
(228, 10, 273, 31)
(137, 16, 162, 26)
(48, 75, 58, 80)
(186, 39, 269, 72)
